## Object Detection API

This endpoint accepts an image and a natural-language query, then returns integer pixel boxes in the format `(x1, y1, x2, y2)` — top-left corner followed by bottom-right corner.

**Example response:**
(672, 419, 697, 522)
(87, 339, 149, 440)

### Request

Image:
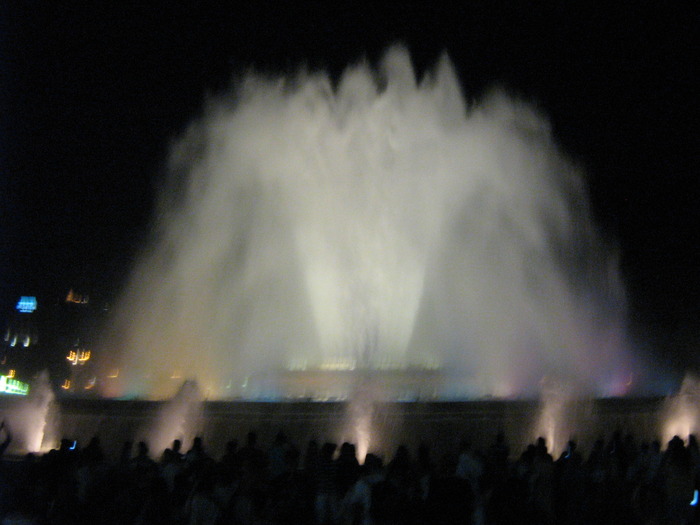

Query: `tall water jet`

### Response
(101, 46, 637, 400)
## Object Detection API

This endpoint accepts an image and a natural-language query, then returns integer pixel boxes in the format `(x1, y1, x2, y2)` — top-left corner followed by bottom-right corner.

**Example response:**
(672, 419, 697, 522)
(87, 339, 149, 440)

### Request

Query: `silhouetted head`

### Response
(363, 453, 383, 473)
(340, 442, 356, 458)
(225, 439, 238, 455)
(668, 435, 684, 452)
(246, 431, 257, 447)
(60, 438, 72, 452)
(137, 441, 149, 457)
(393, 445, 410, 464)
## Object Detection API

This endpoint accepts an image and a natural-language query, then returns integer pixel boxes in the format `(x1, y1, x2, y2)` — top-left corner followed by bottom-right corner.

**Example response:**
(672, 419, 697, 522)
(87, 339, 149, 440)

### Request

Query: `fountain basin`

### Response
(35, 396, 666, 462)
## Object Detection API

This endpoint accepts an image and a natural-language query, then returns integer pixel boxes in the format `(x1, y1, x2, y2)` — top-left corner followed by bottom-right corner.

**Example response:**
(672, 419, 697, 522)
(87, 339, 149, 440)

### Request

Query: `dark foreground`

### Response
(0, 422, 699, 525)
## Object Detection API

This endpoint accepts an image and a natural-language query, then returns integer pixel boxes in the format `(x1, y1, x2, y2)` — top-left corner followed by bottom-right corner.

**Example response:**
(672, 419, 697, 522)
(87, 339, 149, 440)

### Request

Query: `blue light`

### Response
(690, 490, 698, 507)
(16, 296, 37, 313)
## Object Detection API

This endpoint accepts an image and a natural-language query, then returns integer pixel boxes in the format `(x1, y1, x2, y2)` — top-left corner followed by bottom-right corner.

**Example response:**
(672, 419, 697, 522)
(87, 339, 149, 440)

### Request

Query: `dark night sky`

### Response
(1, 3, 698, 372)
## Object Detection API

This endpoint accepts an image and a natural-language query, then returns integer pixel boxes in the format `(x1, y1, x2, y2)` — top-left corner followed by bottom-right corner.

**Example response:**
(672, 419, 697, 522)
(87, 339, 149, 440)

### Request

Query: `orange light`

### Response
(7, 369, 15, 378)
(67, 350, 91, 365)
(66, 289, 89, 304)
(61, 379, 71, 390)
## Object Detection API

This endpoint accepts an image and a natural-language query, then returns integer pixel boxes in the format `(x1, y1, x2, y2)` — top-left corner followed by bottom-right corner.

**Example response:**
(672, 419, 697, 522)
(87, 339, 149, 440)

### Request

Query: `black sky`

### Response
(1, 2, 698, 371)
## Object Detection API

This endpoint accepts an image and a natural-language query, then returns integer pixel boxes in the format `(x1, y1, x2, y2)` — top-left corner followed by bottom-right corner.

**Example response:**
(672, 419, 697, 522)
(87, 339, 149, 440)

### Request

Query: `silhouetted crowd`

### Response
(1, 423, 700, 525)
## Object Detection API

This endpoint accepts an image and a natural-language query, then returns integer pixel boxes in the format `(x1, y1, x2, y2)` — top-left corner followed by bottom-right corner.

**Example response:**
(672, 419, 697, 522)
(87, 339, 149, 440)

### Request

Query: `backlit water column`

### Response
(101, 47, 637, 400)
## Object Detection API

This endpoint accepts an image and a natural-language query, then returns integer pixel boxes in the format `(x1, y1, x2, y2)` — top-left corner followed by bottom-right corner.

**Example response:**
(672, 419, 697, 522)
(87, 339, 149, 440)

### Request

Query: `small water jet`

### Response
(661, 374, 700, 445)
(141, 380, 204, 456)
(532, 378, 595, 456)
(2, 371, 57, 453)
(101, 46, 637, 402)
(343, 391, 374, 462)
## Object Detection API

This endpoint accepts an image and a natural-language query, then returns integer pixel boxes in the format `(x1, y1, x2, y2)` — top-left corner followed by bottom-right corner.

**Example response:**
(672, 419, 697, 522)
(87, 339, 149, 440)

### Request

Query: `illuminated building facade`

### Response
(52, 289, 102, 394)
(2, 296, 39, 382)
(62, 341, 95, 392)
(1, 289, 107, 394)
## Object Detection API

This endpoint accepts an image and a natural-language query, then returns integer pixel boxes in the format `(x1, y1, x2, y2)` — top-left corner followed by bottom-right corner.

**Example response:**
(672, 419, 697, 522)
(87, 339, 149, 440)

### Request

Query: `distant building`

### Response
(2, 289, 108, 394)
(62, 338, 95, 393)
(52, 289, 101, 394)
(2, 296, 39, 380)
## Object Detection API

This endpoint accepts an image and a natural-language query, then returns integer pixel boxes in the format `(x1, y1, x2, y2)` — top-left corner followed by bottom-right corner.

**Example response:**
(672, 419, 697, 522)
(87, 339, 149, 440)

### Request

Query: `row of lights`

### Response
(67, 349, 91, 365)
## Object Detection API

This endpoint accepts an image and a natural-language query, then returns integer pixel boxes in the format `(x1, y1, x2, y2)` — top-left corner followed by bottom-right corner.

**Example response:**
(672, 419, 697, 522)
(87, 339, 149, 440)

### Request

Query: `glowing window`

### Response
(16, 297, 37, 313)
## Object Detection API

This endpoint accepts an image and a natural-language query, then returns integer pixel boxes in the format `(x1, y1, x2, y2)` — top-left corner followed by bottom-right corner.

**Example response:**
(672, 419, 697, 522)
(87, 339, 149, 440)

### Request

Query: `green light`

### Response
(0, 375, 29, 395)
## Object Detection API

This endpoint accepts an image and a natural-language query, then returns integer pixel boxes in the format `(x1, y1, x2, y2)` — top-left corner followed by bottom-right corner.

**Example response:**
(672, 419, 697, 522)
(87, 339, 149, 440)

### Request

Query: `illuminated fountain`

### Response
(661, 374, 700, 445)
(2, 371, 57, 454)
(141, 380, 204, 455)
(100, 46, 637, 409)
(531, 378, 595, 456)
